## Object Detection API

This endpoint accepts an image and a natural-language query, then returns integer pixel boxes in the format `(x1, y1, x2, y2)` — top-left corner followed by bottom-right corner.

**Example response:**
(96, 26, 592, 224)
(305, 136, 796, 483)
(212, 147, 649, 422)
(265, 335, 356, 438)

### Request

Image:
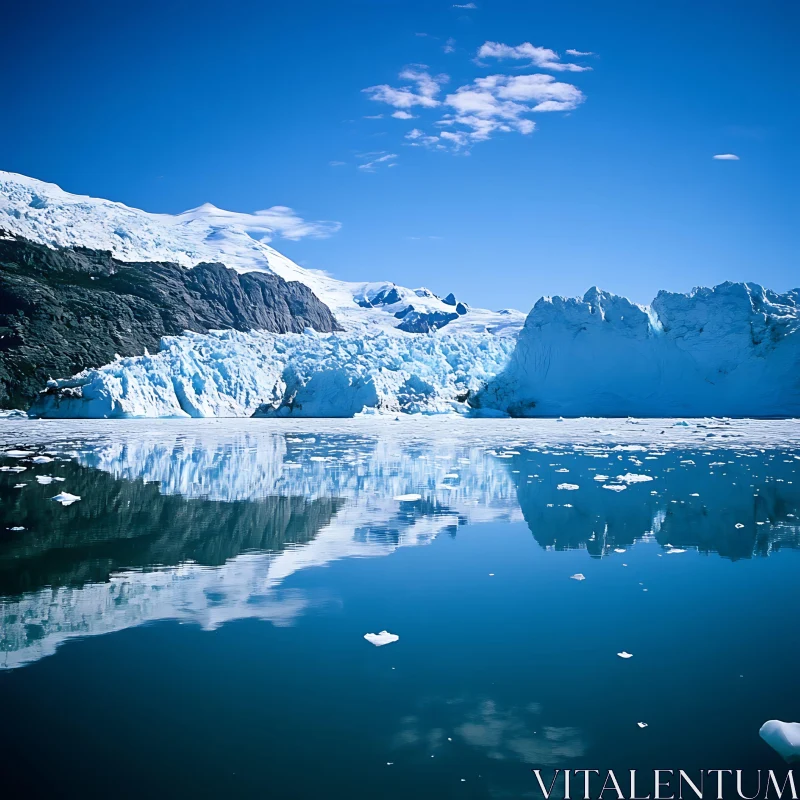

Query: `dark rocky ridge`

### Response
(0, 232, 341, 408)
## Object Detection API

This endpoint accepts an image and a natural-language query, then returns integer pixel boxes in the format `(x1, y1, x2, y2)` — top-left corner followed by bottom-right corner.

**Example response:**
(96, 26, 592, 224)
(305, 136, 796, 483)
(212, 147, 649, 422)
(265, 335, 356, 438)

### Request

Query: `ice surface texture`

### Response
(30, 328, 515, 418)
(475, 284, 800, 417)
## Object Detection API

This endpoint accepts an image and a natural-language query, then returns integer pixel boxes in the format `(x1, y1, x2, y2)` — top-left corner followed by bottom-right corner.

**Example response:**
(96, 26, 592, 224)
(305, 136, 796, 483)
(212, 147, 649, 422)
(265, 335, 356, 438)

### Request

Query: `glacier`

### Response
(29, 328, 515, 418)
(474, 283, 800, 418)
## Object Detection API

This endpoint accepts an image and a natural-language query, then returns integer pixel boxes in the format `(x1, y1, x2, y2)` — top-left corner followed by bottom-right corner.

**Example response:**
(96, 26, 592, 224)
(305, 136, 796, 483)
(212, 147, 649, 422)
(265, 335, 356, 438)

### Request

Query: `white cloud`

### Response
(477, 41, 590, 72)
(477, 74, 585, 111)
(185, 205, 341, 241)
(713, 153, 740, 160)
(362, 43, 589, 154)
(358, 153, 399, 171)
(363, 114, 384, 119)
(405, 128, 442, 148)
(363, 68, 449, 109)
(453, 2, 477, 7)
(566, 49, 594, 56)
(443, 37, 456, 54)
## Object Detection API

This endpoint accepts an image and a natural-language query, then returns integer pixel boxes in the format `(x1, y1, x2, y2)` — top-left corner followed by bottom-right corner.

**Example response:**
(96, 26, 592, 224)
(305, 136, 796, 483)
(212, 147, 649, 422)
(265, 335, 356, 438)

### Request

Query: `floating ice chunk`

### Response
(613, 548, 626, 553)
(594, 474, 610, 481)
(570, 573, 586, 581)
(689, 493, 700, 497)
(4, 450, 33, 457)
(759, 720, 800, 764)
(602, 484, 627, 492)
(393, 493, 422, 502)
(31, 456, 54, 464)
(443, 473, 459, 479)
(617, 651, 633, 659)
(734, 523, 745, 529)
(557, 483, 579, 491)
(637, 722, 649, 729)
(364, 631, 399, 647)
(36, 476, 54, 485)
(13, 483, 25, 489)
(51, 492, 81, 506)
(666, 548, 686, 554)
(8, 526, 25, 531)
(616, 473, 653, 484)
(555, 468, 569, 473)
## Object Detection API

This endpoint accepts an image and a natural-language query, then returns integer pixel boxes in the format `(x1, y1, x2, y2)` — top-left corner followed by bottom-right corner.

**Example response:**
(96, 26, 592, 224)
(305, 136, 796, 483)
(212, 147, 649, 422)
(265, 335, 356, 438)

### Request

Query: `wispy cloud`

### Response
(406, 128, 443, 148)
(329, 160, 346, 166)
(363, 68, 449, 109)
(363, 114, 384, 119)
(185, 205, 341, 241)
(452, 2, 477, 7)
(566, 49, 594, 56)
(358, 153, 399, 171)
(713, 153, 740, 160)
(358, 39, 591, 156)
(443, 37, 456, 54)
(478, 41, 591, 72)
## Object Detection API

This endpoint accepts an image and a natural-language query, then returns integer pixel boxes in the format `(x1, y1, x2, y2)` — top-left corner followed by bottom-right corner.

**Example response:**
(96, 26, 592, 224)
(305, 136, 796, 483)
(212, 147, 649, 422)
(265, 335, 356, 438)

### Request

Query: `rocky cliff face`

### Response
(0, 232, 341, 407)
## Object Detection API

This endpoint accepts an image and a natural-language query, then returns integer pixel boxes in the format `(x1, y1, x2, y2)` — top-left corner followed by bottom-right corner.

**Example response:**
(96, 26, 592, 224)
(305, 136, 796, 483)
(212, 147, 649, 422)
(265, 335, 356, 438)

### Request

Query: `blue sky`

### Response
(2, 0, 796, 311)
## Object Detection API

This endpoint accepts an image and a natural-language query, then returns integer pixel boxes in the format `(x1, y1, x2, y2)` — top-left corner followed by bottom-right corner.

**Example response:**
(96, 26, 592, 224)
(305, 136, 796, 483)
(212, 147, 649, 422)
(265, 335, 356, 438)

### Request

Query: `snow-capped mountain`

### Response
(0, 170, 524, 335)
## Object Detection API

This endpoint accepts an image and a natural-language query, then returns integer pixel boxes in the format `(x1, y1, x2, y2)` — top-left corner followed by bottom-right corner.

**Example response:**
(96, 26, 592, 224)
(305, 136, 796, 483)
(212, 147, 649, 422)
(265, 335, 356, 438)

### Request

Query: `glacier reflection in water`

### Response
(0, 418, 799, 669)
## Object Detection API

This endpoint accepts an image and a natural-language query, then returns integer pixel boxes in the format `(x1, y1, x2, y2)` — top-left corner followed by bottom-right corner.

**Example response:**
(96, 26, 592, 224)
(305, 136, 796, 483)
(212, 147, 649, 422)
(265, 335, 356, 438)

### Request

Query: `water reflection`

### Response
(0, 426, 798, 668)
(392, 698, 586, 766)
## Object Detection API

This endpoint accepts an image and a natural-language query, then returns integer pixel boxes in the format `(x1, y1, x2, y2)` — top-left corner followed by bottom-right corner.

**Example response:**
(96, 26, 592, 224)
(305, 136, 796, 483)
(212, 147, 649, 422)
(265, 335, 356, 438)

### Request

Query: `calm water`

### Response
(0, 419, 798, 799)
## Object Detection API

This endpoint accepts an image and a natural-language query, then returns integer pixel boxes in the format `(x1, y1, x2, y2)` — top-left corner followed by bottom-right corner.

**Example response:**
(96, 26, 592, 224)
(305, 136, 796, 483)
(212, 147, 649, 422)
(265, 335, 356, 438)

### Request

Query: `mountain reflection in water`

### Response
(0, 424, 798, 669)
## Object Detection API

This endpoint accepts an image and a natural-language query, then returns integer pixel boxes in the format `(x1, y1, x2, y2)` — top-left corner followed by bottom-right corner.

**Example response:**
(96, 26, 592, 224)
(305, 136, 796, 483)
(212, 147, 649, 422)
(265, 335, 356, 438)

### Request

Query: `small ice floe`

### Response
(617, 651, 633, 659)
(613, 548, 626, 553)
(394, 493, 421, 502)
(734, 523, 745, 529)
(36, 476, 54, 485)
(443, 473, 459, 479)
(594, 475, 610, 481)
(616, 473, 653, 484)
(759, 720, 800, 764)
(666, 548, 686, 554)
(689, 493, 700, 497)
(570, 573, 586, 581)
(51, 492, 81, 506)
(557, 483, 579, 491)
(673, 421, 690, 427)
(31, 456, 54, 464)
(637, 722, 649, 729)
(555, 468, 569, 473)
(602, 484, 627, 492)
(4, 449, 33, 458)
(8, 526, 25, 531)
(13, 483, 25, 489)
(364, 631, 399, 647)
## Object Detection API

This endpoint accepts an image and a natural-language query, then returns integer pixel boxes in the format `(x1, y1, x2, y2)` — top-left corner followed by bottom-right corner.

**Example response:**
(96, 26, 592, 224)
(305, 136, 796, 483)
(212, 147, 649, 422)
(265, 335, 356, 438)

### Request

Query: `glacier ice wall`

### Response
(30, 328, 515, 418)
(474, 282, 800, 417)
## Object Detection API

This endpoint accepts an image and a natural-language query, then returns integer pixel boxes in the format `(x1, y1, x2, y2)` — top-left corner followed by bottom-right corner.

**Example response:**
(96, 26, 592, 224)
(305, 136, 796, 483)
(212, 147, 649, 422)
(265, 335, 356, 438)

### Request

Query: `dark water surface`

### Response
(0, 419, 798, 799)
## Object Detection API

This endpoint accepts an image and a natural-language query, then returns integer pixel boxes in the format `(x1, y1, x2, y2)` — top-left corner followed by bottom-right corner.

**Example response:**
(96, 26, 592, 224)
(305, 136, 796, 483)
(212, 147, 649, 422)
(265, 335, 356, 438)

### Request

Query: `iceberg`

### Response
(760, 720, 800, 763)
(475, 283, 800, 418)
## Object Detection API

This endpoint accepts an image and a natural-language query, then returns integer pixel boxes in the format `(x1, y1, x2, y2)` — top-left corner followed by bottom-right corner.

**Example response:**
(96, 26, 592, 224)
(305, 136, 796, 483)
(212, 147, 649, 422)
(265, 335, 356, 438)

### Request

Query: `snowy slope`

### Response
(0, 171, 524, 335)
(475, 283, 800, 417)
